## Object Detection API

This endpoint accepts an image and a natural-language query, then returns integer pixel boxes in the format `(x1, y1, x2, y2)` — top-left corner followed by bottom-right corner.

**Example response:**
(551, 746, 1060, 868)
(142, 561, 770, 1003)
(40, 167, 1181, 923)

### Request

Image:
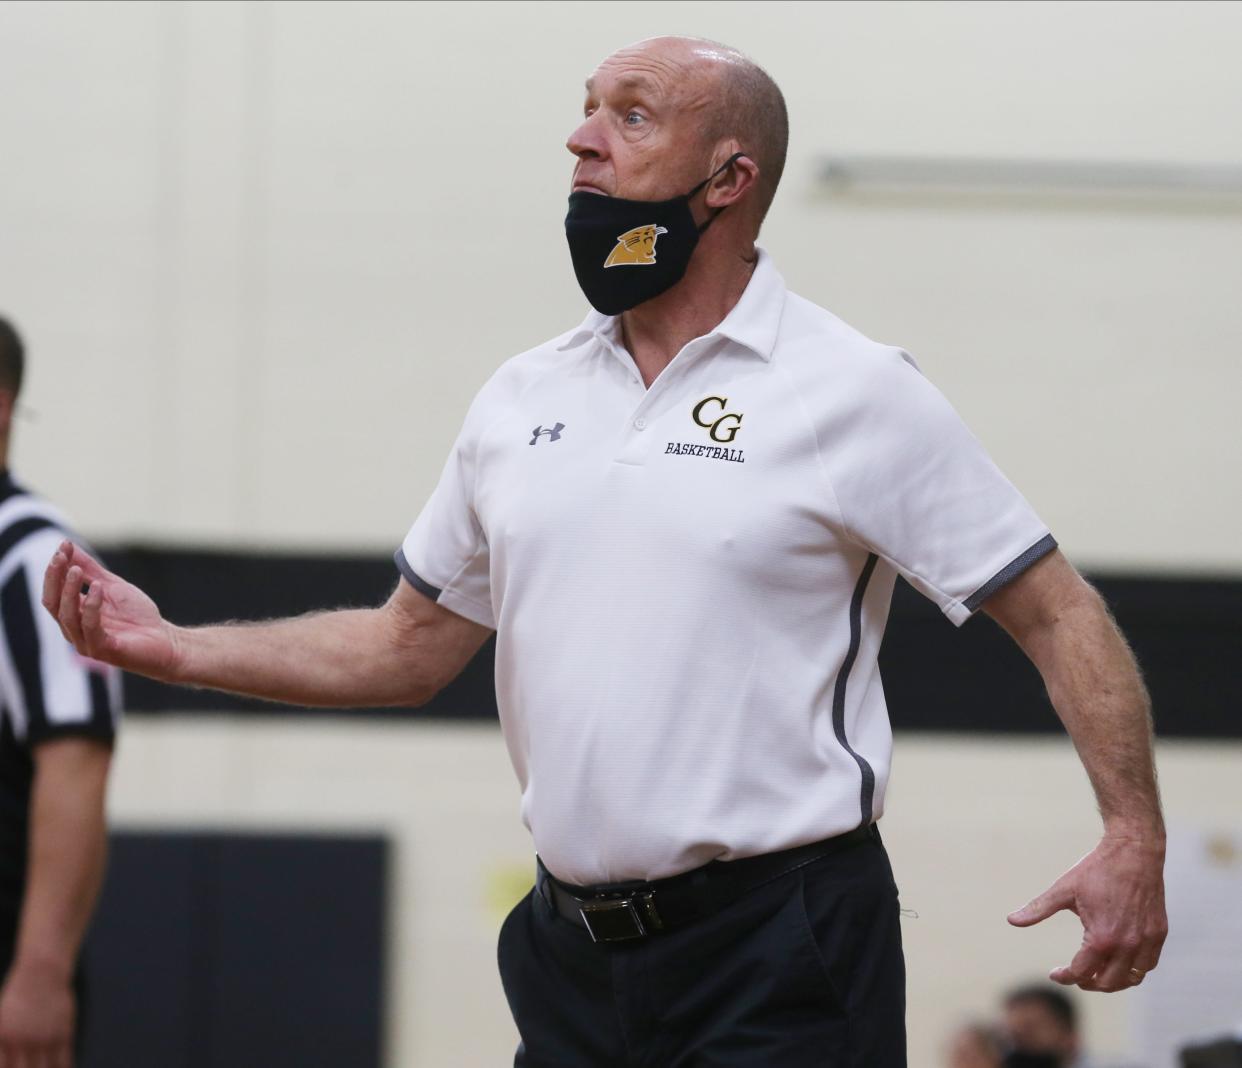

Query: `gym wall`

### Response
(1, 3, 1239, 1067)
(2, 0, 1239, 572)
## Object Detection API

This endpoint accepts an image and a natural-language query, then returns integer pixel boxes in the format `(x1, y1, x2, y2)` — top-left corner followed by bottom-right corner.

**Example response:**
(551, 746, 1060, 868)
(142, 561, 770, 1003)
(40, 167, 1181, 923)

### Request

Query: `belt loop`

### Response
(535, 857, 554, 911)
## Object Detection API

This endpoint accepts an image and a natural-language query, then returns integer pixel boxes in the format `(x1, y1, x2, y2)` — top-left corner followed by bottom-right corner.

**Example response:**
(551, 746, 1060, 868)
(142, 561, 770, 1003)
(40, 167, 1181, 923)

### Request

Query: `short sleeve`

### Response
(0, 529, 122, 746)
(395, 393, 496, 630)
(822, 349, 1056, 626)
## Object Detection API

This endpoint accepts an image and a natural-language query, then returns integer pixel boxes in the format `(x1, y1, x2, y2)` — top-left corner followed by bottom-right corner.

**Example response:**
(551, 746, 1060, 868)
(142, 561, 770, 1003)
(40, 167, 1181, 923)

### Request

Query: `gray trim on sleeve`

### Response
(393, 549, 443, 602)
(963, 533, 1059, 614)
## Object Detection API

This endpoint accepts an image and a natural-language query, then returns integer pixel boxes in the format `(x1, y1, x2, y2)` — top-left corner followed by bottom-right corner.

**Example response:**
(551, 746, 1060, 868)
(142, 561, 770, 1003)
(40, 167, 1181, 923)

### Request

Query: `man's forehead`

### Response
(584, 69, 665, 95)
(584, 40, 727, 97)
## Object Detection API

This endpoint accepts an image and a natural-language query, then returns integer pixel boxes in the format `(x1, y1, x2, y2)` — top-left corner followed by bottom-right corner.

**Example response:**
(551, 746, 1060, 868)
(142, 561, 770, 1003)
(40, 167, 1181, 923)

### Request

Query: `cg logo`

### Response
(691, 396, 743, 443)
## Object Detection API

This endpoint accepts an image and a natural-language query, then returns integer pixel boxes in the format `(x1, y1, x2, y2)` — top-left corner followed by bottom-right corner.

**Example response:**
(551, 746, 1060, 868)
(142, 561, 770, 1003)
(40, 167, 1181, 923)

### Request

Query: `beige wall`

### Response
(0, 0, 1239, 569)
(108, 720, 1242, 1068)
(2, 4, 1236, 1063)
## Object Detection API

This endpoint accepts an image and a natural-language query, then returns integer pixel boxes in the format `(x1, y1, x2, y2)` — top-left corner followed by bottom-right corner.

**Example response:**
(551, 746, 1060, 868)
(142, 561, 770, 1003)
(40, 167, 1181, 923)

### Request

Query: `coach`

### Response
(43, 36, 1165, 1066)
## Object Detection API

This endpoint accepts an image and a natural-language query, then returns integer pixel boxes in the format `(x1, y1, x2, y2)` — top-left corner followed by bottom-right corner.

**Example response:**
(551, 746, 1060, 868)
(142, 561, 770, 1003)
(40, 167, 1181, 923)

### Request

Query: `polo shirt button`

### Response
(634, 417, 647, 430)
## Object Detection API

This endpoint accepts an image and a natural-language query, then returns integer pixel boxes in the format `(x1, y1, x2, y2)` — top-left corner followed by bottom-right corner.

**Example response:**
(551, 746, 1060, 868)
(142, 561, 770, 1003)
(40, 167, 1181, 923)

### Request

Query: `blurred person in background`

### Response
(1180, 1034, 1242, 1068)
(1002, 984, 1086, 1068)
(41, 35, 1168, 1067)
(947, 1020, 1004, 1068)
(0, 316, 122, 1067)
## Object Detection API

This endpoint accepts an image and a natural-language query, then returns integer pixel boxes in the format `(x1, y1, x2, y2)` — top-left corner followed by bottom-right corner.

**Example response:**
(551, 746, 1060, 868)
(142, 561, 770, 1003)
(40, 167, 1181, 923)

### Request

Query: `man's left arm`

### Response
(0, 738, 111, 1063)
(983, 548, 1168, 993)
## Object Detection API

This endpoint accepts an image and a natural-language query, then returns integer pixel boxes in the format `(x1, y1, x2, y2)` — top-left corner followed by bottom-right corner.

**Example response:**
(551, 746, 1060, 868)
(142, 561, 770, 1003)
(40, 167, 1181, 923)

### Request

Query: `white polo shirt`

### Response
(397, 249, 1054, 886)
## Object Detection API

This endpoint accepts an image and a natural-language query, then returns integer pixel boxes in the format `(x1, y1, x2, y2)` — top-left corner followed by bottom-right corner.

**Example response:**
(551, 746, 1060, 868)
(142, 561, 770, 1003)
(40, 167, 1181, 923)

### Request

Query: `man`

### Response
(1002, 985, 1084, 1068)
(42, 36, 1167, 1066)
(947, 1021, 1003, 1068)
(0, 316, 122, 1068)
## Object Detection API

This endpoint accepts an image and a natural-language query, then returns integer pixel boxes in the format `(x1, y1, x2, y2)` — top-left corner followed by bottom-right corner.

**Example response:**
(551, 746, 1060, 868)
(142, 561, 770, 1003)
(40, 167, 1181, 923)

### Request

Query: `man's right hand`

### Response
(42, 541, 181, 682)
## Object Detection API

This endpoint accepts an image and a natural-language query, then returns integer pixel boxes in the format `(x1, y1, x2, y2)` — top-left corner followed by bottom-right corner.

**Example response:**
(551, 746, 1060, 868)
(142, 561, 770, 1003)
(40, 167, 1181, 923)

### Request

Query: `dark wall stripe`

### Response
(832, 553, 880, 826)
(964, 533, 1059, 613)
(1, 567, 45, 733)
(392, 549, 443, 602)
(95, 545, 1242, 739)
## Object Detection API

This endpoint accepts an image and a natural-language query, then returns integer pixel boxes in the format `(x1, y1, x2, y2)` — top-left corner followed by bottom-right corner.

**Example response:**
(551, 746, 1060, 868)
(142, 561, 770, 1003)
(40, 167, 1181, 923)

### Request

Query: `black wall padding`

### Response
(99, 545, 1242, 738)
(81, 830, 387, 1068)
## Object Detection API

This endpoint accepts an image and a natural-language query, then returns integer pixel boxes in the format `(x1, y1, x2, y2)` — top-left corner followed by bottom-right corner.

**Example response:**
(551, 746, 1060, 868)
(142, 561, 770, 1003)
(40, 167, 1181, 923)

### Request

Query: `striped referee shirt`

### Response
(0, 471, 121, 944)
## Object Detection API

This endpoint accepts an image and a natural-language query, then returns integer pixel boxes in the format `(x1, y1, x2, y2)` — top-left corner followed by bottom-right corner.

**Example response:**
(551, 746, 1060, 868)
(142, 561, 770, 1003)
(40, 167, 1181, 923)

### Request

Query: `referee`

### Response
(0, 316, 121, 1067)
(43, 37, 1167, 1066)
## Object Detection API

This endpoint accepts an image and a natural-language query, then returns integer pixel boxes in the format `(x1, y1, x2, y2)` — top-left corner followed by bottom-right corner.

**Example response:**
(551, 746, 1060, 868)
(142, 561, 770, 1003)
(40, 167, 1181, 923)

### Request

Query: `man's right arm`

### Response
(42, 541, 492, 708)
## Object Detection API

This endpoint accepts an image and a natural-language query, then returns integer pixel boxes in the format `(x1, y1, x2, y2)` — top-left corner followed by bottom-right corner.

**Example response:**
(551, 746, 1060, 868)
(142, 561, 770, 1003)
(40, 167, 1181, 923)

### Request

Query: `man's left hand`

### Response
(1007, 833, 1168, 993)
(0, 962, 76, 1068)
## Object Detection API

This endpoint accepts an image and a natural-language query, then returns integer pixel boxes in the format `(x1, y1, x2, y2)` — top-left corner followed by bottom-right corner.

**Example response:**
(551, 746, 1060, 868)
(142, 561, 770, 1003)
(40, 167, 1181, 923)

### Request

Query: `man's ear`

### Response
(704, 148, 760, 211)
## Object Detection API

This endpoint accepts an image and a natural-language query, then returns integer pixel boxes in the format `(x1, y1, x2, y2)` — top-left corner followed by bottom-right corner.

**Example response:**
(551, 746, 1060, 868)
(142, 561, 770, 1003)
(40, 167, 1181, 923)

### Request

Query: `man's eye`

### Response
(625, 111, 644, 126)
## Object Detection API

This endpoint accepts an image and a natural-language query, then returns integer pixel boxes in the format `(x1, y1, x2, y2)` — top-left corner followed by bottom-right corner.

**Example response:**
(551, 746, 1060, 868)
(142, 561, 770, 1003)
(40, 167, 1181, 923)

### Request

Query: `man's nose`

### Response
(566, 113, 606, 159)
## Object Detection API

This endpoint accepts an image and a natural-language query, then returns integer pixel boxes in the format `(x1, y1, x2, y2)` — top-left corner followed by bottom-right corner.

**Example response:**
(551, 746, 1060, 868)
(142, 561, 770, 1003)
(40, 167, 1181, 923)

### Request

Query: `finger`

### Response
(81, 581, 108, 659)
(52, 1039, 73, 1068)
(1134, 915, 1168, 974)
(58, 565, 87, 651)
(1085, 946, 1141, 993)
(59, 542, 110, 585)
(1134, 944, 1161, 974)
(41, 544, 71, 617)
(1049, 939, 1107, 988)
(1008, 880, 1074, 927)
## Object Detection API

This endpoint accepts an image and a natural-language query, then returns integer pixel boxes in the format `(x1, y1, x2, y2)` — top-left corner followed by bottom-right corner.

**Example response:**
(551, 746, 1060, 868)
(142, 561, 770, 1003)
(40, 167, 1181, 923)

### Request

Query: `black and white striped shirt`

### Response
(0, 471, 121, 941)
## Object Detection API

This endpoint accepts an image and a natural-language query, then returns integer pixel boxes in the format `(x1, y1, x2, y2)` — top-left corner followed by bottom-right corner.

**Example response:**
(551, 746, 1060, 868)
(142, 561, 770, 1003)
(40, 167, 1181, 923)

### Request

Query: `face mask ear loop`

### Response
(691, 152, 748, 235)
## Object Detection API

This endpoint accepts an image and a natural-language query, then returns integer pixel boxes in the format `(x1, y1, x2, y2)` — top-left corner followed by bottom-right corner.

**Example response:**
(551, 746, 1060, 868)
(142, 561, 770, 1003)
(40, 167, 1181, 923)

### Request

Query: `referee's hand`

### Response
(1006, 833, 1167, 993)
(0, 963, 75, 1068)
(42, 540, 182, 682)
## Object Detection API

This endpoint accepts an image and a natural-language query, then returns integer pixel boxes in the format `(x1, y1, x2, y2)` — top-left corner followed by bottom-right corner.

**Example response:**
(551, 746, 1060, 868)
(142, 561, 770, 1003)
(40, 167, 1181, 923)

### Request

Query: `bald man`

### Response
(43, 37, 1166, 1066)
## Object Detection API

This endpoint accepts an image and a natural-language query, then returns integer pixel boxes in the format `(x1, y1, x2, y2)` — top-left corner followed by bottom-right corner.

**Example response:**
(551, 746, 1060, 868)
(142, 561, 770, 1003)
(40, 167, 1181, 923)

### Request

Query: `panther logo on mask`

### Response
(603, 224, 669, 268)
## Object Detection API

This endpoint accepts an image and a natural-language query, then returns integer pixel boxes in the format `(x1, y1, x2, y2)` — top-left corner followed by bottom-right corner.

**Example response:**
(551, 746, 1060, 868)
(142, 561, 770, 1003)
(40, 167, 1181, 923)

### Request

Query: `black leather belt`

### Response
(536, 823, 876, 944)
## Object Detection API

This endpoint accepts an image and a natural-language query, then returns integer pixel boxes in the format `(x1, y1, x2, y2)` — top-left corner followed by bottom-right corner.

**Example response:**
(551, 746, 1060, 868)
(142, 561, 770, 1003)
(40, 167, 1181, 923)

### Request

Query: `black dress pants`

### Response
(497, 833, 906, 1067)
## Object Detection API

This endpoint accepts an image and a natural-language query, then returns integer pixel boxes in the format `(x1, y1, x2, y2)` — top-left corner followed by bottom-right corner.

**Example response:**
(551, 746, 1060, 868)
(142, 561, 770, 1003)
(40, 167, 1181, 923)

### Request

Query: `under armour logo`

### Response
(529, 422, 565, 445)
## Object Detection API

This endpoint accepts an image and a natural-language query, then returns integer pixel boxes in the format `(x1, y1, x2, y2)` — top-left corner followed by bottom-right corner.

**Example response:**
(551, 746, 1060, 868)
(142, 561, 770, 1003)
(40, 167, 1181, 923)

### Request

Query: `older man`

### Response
(43, 36, 1165, 1067)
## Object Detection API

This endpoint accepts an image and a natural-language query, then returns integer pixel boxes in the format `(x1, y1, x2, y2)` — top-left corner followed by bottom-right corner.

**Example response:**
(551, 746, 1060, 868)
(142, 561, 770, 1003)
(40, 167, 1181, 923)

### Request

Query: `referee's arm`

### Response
(41, 541, 491, 709)
(1, 537, 117, 1066)
(1, 740, 110, 1059)
(982, 547, 1167, 995)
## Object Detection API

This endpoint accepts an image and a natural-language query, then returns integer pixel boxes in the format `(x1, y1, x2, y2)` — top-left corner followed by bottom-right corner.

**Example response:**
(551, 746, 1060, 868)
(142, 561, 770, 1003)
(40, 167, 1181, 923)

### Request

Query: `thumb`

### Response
(1008, 880, 1072, 928)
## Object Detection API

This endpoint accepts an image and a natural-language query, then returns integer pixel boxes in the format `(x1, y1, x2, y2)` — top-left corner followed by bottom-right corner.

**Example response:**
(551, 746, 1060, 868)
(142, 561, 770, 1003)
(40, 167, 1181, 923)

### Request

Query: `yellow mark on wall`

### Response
(485, 862, 536, 923)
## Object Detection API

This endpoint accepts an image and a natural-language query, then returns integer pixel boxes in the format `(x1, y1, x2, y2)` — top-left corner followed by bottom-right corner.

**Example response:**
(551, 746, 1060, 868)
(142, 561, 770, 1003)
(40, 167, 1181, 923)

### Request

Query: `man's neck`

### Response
(619, 242, 758, 388)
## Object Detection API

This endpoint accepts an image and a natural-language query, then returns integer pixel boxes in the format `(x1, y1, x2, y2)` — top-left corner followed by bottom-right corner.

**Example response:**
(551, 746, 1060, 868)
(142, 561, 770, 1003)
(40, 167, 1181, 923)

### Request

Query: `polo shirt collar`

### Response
(557, 246, 785, 362)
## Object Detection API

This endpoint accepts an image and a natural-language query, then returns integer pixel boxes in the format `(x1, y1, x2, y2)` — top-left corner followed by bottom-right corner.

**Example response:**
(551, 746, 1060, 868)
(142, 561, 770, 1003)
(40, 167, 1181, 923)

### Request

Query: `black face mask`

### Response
(564, 153, 747, 315)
